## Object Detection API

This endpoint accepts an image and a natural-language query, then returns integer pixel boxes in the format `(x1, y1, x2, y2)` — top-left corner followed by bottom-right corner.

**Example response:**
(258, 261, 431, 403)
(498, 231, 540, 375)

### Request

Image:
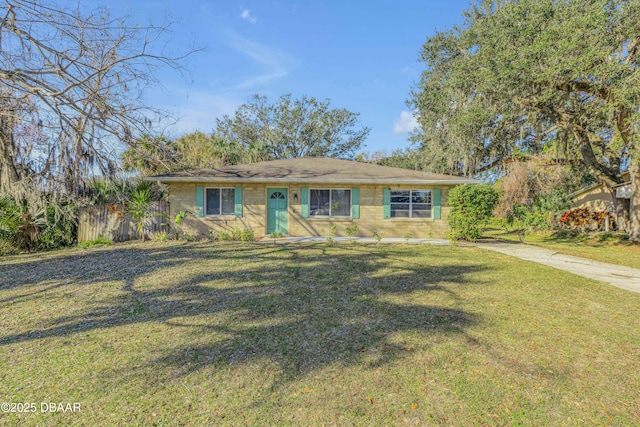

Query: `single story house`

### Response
(149, 157, 478, 239)
(570, 171, 631, 211)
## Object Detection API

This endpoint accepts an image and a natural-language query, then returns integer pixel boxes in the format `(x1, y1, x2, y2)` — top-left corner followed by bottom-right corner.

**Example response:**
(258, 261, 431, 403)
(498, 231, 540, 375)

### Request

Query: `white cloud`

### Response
(224, 32, 296, 91)
(400, 66, 416, 75)
(153, 31, 297, 133)
(393, 111, 419, 134)
(151, 86, 243, 136)
(148, 27, 297, 135)
(173, 91, 241, 132)
(240, 8, 257, 24)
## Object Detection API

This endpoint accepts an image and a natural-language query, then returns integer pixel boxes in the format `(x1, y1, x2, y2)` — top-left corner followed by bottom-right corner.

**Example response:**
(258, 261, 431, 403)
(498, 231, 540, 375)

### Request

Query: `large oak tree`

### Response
(411, 0, 640, 239)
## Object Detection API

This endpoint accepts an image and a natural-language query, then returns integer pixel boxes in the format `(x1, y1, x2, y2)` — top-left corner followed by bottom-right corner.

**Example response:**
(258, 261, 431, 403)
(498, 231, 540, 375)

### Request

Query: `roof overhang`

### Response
(612, 180, 631, 189)
(569, 180, 631, 199)
(568, 183, 600, 199)
(145, 176, 479, 185)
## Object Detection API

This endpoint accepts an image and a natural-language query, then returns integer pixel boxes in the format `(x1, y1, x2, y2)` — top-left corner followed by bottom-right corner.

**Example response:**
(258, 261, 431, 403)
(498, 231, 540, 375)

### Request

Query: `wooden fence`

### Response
(78, 201, 170, 243)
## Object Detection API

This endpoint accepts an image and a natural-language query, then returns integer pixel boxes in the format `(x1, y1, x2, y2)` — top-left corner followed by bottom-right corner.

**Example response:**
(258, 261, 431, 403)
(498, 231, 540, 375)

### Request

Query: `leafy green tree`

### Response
(377, 147, 433, 171)
(174, 132, 248, 168)
(447, 184, 499, 242)
(124, 95, 370, 175)
(122, 135, 180, 175)
(122, 131, 264, 174)
(214, 94, 370, 160)
(411, 0, 640, 239)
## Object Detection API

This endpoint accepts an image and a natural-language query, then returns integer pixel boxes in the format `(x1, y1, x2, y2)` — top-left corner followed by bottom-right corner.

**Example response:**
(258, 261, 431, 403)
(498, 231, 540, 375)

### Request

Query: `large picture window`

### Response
(309, 189, 351, 217)
(205, 188, 235, 216)
(390, 190, 431, 218)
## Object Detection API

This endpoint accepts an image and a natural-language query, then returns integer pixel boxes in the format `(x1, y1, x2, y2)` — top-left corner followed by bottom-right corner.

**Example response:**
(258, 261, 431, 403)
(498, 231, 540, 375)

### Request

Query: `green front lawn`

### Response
(484, 225, 640, 269)
(1, 241, 639, 425)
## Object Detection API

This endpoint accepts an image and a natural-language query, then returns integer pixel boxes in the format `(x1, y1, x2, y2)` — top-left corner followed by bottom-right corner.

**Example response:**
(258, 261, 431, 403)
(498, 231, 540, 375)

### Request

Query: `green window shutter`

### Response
(351, 187, 360, 218)
(195, 185, 204, 217)
(301, 187, 309, 218)
(383, 188, 391, 219)
(235, 186, 243, 218)
(433, 188, 441, 220)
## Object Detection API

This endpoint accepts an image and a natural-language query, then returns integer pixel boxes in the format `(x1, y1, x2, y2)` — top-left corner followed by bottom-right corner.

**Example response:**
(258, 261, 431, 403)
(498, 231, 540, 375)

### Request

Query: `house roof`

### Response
(569, 170, 631, 199)
(147, 157, 479, 185)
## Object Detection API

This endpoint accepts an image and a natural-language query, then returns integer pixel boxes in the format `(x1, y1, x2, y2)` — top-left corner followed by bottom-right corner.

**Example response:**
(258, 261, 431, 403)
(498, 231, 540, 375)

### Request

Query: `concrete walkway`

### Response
(259, 236, 451, 245)
(468, 241, 640, 293)
(259, 236, 640, 293)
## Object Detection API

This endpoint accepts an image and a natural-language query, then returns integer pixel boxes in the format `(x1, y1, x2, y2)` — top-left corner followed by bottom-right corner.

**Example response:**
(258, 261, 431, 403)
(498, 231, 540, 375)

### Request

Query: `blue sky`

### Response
(106, 0, 472, 154)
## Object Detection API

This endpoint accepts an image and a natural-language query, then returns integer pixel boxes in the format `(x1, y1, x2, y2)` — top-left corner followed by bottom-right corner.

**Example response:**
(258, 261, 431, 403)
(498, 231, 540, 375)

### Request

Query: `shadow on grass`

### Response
(544, 230, 636, 245)
(0, 242, 267, 290)
(0, 242, 486, 388)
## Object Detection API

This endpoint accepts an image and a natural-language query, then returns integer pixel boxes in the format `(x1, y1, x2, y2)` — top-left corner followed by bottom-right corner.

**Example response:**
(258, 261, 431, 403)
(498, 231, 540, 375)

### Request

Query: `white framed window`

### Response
(309, 189, 351, 217)
(390, 190, 431, 218)
(205, 187, 235, 216)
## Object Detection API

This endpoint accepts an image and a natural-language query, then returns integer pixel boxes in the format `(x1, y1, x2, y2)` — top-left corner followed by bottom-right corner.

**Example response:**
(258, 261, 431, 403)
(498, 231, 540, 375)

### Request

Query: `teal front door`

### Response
(267, 188, 288, 234)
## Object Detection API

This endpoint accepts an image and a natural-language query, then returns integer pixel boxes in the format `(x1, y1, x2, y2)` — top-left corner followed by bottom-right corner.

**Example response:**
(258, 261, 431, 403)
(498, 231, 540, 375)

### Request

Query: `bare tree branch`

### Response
(0, 0, 194, 196)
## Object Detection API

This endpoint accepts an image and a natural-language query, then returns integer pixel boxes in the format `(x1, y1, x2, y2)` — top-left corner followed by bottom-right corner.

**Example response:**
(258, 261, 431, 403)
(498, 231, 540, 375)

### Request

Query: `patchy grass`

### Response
(484, 225, 640, 269)
(1, 241, 639, 426)
(78, 236, 112, 249)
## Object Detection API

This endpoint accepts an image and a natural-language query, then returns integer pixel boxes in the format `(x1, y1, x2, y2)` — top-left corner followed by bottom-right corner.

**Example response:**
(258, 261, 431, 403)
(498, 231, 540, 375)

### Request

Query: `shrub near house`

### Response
(447, 184, 499, 242)
(558, 208, 617, 232)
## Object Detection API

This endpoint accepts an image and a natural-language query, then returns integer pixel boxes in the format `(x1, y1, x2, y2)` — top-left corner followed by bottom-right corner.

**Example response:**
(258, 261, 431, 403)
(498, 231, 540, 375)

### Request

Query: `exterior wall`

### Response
(570, 172, 631, 212)
(571, 185, 615, 211)
(169, 182, 266, 237)
(288, 184, 452, 238)
(169, 182, 455, 239)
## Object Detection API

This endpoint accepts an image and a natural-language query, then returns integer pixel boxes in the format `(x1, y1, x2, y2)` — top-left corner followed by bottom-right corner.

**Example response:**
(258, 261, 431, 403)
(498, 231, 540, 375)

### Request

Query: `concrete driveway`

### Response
(468, 241, 640, 293)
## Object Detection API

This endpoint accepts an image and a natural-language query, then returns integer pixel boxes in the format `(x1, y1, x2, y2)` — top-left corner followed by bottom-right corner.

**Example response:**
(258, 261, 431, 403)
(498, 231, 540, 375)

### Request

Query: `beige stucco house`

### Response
(149, 158, 478, 239)
(570, 171, 631, 211)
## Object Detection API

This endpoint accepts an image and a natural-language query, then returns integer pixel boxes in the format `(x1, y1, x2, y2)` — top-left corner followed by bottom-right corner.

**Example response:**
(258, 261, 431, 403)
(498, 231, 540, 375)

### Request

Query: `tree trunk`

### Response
(611, 188, 630, 233)
(0, 122, 20, 193)
(574, 128, 631, 231)
(576, 130, 618, 188)
(629, 162, 640, 241)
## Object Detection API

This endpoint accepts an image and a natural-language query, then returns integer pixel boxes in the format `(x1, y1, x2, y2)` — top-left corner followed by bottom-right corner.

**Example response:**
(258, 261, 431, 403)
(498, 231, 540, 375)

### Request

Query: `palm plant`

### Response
(15, 210, 47, 251)
(127, 188, 152, 241)
(0, 198, 48, 251)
